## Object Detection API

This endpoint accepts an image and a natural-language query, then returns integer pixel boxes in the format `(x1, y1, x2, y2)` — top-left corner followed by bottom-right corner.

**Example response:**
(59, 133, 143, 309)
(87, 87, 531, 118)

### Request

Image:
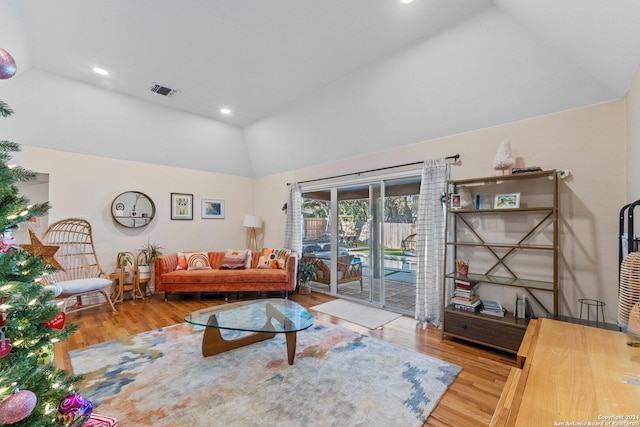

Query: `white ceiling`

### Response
(3, 0, 640, 176)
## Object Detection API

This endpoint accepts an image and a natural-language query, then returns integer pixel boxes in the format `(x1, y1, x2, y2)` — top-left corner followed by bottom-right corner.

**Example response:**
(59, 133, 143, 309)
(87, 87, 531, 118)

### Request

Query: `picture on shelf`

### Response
(494, 192, 520, 209)
(450, 193, 461, 209)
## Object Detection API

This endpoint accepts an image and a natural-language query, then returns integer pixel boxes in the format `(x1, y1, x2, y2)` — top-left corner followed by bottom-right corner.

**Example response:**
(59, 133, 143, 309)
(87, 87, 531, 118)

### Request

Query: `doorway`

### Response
(301, 175, 419, 315)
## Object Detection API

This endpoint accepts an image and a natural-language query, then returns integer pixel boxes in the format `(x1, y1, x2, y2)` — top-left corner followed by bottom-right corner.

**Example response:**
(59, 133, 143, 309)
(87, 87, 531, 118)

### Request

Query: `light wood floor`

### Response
(55, 292, 515, 427)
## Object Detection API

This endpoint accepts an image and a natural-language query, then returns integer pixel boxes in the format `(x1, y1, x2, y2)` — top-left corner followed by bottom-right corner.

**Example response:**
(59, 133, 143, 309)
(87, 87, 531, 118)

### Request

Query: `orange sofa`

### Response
(154, 251, 298, 301)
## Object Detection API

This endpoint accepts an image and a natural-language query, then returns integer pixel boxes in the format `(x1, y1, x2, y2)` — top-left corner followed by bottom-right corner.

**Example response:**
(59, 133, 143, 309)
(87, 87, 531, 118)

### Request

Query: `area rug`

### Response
(311, 299, 403, 329)
(70, 322, 461, 426)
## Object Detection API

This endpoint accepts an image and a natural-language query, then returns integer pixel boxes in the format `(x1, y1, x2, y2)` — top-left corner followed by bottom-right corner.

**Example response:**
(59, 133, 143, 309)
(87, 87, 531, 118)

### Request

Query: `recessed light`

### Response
(400, 0, 414, 3)
(220, 107, 232, 115)
(93, 67, 109, 76)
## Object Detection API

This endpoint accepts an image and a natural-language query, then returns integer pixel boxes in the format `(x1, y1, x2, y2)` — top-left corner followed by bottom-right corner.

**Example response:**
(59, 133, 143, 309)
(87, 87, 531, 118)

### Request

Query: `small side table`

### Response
(110, 270, 145, 303)
(578, 298, 606, 327)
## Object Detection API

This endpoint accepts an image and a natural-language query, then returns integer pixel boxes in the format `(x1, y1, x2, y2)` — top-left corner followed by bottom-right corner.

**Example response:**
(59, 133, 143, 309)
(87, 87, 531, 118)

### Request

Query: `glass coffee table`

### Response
(184, 298, 314, 365)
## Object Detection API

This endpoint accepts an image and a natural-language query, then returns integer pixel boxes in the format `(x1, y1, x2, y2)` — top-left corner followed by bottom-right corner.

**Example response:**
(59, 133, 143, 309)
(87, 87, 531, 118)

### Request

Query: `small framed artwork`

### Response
(170, 193, 193, 220)
(201, 198, 225, 219)
(494, 193, 521, 209)
(450, 194, 461, 209)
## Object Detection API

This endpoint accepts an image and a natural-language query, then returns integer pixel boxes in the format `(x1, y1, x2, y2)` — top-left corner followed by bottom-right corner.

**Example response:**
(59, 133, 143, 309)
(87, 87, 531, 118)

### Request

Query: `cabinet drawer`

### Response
(444, 309, 527, 353)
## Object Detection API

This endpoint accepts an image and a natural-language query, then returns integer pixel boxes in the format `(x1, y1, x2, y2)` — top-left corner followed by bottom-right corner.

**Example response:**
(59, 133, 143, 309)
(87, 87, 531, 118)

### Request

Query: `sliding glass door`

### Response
(301, 174, 420, 315)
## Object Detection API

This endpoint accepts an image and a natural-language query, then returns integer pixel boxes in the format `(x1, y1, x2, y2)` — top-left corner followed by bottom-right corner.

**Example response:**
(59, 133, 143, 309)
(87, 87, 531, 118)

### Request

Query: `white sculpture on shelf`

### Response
(492, 138, 516, 175)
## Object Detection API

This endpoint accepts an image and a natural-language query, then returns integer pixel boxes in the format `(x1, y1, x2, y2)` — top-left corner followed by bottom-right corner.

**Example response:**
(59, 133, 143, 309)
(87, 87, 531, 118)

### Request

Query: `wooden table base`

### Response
(201, 302, 298, 365)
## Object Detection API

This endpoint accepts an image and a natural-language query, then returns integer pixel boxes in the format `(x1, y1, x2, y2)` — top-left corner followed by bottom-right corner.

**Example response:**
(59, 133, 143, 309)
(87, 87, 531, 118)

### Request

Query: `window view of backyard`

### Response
(301, 177, 419, 314)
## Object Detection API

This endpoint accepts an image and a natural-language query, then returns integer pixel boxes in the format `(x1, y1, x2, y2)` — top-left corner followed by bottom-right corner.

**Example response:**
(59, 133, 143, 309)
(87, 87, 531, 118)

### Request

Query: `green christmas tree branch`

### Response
(0, 98, 86, 426)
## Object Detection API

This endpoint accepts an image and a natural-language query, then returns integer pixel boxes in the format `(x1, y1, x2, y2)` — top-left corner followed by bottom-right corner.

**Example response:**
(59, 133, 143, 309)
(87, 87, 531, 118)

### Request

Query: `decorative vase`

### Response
(299, 281, 311, 295)
(138, 265, 151, 279)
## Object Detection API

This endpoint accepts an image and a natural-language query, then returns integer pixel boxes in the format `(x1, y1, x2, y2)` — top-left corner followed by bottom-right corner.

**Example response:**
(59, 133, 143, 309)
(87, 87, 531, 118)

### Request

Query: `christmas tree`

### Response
(0, 99, 86, 425)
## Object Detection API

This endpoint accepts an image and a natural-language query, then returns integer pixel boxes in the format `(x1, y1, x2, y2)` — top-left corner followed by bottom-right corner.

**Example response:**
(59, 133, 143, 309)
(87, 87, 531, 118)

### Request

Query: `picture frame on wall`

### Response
(494, 193, 521, 209)
(201, 198, 225, 219)
(170, 193, 193, 220)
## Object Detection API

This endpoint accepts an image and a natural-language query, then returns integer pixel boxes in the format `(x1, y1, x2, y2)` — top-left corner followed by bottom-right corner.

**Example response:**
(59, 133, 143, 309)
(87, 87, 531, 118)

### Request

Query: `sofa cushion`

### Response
(160, 268, 289, 285)
(257, 248, 289, 269)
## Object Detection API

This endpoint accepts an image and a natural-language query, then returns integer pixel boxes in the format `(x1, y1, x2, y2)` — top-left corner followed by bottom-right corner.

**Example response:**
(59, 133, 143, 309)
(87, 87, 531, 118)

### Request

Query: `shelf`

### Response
(448, 169, 556, 186)
(446, 242, 554, 250)
(442, 169, 558, 354)
(448, 206, 554, 214)
(446, 272, 555, 291)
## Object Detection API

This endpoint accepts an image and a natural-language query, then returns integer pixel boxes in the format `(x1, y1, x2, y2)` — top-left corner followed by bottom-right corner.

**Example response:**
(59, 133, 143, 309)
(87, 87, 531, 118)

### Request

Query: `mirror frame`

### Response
(111, 191, 155, 228)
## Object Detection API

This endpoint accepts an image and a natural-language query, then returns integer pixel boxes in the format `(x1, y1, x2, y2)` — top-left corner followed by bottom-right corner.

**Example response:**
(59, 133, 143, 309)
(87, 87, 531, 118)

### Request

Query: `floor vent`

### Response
(150, 83, 179, 97)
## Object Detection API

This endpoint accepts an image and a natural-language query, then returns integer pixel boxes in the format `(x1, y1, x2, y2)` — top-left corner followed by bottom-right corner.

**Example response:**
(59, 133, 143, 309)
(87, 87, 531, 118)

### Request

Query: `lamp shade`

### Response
(243, 215, 262, 229)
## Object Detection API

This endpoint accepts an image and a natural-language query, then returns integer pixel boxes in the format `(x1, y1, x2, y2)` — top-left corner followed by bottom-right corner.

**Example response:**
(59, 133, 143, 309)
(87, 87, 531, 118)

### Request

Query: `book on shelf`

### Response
(450, 296, 480, 306)
(454, 288, 478, 298)
(453, 302, 480, 312)
(480, 300, 506, 317)
(454, 279, 478, 290)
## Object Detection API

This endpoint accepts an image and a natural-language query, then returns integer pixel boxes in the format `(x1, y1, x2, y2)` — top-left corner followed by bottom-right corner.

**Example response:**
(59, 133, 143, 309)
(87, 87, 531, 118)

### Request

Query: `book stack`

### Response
(451, 279, 480, 312)
(480, 300, 506, 317)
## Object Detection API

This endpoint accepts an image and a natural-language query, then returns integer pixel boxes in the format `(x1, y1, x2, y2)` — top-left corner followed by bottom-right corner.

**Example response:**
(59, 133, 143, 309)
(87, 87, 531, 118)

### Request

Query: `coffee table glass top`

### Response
(184, 298, 314, 333)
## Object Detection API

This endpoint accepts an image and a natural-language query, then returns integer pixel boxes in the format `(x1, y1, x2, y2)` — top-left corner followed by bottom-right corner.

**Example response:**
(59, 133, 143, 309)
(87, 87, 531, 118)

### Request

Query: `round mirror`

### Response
(111, 191, 155, 228)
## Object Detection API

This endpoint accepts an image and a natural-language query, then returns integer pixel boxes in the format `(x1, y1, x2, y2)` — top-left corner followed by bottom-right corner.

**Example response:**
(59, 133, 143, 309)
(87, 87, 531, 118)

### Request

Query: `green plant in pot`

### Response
(136, 240, 164, 293)
(298, 258, 317, 294)
(137, 240, 164, 267)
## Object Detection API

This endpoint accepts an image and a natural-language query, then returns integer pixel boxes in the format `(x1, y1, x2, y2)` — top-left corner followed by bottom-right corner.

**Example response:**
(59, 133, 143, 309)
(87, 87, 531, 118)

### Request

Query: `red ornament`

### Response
(0, 49, 17, 80)
(45, 312, 66, 330)
(0, 390, 37, 424)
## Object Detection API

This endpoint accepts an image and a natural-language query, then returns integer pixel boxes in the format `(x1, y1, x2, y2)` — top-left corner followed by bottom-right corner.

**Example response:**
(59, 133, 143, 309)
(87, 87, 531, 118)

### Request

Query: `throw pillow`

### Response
(176, 252, 211, 270)
(257, 248, 289, 269)
(223, 249, 250, 268)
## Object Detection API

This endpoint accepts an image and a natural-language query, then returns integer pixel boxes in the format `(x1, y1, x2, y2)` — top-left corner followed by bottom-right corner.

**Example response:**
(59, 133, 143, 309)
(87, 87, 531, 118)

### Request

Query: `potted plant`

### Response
(136, 240, 164, 280)
(297, 257, 317, 295)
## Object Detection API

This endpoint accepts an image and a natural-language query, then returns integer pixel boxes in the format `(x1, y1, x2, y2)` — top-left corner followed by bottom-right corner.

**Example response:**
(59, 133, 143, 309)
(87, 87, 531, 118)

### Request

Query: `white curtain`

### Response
(415, 158, 448, 327)
(284, 183, 303, 255)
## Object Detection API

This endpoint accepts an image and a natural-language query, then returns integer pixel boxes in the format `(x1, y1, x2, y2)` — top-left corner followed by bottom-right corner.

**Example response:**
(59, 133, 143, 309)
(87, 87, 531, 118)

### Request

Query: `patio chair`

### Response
(304, 254, 363, 291)
(39, 218, 116, 314)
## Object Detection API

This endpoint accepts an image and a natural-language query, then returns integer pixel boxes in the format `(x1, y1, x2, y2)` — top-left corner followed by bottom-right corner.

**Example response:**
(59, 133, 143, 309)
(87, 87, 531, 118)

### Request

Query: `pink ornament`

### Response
(56, 393, 92, 426)
(0, 390, 37, 424)
(0, 49, 17, 80)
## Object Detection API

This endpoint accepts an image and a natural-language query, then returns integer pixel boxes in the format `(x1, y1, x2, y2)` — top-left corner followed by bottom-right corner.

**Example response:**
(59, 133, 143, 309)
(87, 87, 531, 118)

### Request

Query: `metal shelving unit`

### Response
(442, 170, 558, 353)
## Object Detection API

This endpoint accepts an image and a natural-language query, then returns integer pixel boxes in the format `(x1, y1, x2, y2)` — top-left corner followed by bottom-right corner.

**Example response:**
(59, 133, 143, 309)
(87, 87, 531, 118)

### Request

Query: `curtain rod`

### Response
(287, 154, 459, 186)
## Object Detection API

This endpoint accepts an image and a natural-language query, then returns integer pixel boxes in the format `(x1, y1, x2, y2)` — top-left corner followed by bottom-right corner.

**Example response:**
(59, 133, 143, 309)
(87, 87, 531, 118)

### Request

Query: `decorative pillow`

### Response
(221, 255, 245, 269)
(257, 248, 289, 269)
(222, 249, 251, 269)
(176, 252, 211, 270)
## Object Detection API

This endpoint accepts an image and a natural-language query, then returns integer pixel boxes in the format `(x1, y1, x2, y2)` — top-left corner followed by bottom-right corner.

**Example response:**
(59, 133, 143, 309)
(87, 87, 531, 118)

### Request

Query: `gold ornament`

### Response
(20, 229, 65, 271)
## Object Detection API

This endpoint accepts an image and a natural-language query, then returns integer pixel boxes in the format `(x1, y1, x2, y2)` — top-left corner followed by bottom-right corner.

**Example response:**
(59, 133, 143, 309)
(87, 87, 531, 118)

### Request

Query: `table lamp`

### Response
(243, 215, 262, 253)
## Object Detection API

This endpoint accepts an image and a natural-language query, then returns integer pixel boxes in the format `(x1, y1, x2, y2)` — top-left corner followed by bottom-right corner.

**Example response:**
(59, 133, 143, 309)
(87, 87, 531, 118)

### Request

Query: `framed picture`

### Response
(201, 198, 225, 219)
(494, 193, 521, 209)
(450, 194, 461, 209)
(170, 193, 193, 220)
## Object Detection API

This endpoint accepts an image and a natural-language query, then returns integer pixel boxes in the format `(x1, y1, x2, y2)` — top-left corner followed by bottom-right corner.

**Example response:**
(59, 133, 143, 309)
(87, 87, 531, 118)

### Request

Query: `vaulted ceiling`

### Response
(2, 0, 640, 177)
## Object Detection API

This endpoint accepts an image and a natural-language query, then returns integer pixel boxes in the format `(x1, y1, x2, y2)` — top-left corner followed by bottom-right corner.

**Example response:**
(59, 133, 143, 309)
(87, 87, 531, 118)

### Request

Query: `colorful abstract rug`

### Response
(70, 322, 461, 426)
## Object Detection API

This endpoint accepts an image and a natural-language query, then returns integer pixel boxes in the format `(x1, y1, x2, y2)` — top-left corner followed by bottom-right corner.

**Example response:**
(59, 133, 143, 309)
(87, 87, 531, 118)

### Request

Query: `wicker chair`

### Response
(40, 218, 116, 314)
(303, 254, 363, 291)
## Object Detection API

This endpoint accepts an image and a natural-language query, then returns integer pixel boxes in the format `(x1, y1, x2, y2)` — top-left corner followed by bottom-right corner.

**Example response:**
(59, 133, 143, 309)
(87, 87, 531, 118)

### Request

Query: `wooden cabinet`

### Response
(444, 307, 528, 353)
(442, 170, 558, 353)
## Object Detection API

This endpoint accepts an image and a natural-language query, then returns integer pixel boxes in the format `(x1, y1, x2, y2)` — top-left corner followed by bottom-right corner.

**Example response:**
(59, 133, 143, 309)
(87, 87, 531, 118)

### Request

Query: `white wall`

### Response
(257, 100, 627, 323)
(12, 145, 255, 272)
(1, 69, 253, 177)
(244, 6, 612, 178)
(627, 67, 640, 201)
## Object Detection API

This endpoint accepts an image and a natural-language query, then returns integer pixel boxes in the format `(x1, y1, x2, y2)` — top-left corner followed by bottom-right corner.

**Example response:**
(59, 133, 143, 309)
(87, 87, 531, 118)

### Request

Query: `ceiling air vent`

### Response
(150, 82, 179, 97)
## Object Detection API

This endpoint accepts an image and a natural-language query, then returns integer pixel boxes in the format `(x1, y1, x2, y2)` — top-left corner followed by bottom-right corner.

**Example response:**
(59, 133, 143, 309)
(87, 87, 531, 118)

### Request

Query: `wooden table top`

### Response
(515, 318, 640, 426)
